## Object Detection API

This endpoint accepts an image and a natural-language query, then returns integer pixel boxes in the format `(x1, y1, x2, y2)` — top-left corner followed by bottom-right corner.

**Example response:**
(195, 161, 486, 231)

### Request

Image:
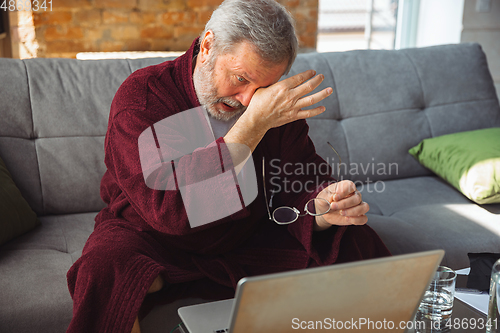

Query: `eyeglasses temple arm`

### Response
(327, 141, 341, 166)
(262, 157, 272, 220)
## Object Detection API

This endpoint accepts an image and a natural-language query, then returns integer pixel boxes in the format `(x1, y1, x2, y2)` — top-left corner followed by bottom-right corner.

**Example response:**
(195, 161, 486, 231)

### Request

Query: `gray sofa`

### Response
(1, 42, 499, 333)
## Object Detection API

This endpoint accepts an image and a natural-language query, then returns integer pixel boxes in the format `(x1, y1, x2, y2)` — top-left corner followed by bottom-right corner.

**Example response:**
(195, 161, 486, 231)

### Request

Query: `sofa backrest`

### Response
(0, 43, 498, 216)
(0, 57, 174, 216)
(285, 43, 500, 183)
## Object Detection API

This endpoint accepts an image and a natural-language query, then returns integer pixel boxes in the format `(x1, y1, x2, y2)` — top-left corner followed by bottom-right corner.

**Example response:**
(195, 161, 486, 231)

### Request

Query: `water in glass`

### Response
(487, 269, 500, 333)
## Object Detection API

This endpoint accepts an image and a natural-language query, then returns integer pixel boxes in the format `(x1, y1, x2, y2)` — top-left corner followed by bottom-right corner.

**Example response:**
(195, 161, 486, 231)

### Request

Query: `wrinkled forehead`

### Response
(214, 41, 287, 86)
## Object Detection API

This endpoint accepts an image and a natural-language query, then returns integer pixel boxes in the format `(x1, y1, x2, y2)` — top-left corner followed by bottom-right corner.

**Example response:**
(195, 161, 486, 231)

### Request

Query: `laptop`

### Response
(178, 250, 444, 333)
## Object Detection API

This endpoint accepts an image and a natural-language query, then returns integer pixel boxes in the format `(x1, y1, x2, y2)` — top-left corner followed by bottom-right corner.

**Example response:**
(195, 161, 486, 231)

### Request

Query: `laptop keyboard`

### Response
(213, 329, 229, 333)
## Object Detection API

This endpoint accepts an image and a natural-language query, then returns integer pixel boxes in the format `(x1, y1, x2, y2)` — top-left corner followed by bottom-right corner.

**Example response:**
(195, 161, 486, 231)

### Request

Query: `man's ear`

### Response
(199, 30, 214, 63)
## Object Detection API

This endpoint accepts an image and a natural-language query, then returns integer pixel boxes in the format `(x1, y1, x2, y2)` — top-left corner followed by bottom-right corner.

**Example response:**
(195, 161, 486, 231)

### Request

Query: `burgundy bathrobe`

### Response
(66, 39, 390, 333)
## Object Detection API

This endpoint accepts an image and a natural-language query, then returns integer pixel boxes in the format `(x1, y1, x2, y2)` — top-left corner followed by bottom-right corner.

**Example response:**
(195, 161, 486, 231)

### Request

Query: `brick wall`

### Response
(8, 0, 318, 58)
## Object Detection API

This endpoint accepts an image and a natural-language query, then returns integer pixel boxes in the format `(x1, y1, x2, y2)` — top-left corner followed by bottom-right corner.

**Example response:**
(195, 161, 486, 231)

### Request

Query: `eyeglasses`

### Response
(262, 142, 341, 225)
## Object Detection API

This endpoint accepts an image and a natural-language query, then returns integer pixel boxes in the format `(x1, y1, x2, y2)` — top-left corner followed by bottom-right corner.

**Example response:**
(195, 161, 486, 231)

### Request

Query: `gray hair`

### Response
(202, 0, 298, 74)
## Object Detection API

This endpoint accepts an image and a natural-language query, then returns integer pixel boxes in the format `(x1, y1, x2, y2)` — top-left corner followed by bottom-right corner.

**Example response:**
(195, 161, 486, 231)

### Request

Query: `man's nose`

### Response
(235, 86, 256, 107)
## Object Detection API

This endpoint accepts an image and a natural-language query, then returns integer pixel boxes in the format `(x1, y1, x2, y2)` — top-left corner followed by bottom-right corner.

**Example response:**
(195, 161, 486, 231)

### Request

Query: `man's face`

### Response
(193, 40, 287, 121)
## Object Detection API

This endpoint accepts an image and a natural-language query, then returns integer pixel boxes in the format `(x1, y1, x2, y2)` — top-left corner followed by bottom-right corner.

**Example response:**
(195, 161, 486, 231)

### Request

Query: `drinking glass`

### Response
(415, 266, 456, 332)
(487, 259, 500, 333)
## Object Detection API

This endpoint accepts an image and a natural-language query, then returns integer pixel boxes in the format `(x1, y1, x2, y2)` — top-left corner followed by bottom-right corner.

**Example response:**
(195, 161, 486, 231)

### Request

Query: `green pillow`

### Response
(409, 127, 500, 205)
(0, 156, 40, 246)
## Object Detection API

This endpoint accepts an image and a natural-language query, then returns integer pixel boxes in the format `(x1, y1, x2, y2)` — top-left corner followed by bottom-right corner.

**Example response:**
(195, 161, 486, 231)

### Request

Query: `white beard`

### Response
(193, 54, 246, 121)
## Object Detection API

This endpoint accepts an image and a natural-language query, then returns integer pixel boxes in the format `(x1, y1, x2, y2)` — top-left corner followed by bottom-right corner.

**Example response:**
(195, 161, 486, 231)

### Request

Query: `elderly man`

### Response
(66, 0, 390, 332)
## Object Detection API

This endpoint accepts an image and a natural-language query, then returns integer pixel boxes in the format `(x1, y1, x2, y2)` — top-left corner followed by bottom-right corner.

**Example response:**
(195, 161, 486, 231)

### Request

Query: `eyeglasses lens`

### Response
(273, 207, 298, 224)
(305, 198, 331, 216)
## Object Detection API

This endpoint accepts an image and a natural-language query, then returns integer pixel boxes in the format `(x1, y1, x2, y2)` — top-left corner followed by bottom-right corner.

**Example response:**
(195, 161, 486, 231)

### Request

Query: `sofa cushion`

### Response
(0, 156, 40, 246)
(409, 128, 500, 204)
(361, 176, 500, 269)
(0, 212, 96, 333)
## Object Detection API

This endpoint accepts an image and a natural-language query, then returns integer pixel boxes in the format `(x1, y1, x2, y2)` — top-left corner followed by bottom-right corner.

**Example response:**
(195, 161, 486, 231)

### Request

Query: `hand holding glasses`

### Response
(262, 142, 341, 225)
